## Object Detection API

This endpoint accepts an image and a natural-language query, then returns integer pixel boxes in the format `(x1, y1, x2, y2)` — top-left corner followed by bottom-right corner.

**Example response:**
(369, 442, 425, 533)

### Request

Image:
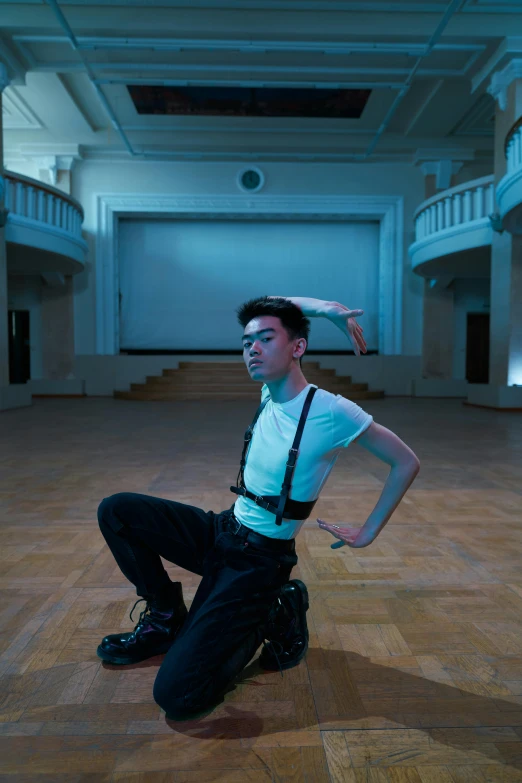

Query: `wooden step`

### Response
(113, 360, 384, 401)
(162, 367, 337, 377)
(131, 380, 368, 393)
(131, 381, 368, 398)
(114, 389, 384, 401)
(177, 361, 323, 370)
(142, 373, 354, 386)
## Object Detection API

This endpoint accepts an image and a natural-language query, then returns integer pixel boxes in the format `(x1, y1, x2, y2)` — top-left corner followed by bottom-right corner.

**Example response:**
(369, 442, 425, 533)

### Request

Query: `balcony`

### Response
(409, 175, 494, 279)
(4, 171, 87, 275)
(496, 119, 522, 234)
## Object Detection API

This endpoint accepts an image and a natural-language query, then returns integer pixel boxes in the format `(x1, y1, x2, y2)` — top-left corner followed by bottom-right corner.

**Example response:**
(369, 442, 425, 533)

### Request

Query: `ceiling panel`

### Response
(0, 1, 516, 162)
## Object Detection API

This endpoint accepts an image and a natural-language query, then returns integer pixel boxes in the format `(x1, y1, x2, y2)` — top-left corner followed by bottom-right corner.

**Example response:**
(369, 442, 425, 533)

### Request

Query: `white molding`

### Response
(33, 154, 79, 184)
(10, 3, 522, 12)
(487, 58, 522, 110)
(9, 142, 82, 158)
(81, 148, 419, 163)
(34, 156, 58, 186)
(472, 37, 522, 94)
(419, 160, 464, 190)
(95, 193, 404, 356)
(94, 76, 404, 90)
(413, 148, 475, 164)
(39, 60, 481, 79)
(2, 87, 42, 129)
(15, 34, 487, 57)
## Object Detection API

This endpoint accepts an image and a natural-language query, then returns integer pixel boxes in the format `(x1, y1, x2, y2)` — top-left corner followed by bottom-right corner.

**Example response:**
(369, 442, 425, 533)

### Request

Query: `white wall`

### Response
(7, 274, 44, 379)
(118, 218, 380, 350)
(452, 277, 490, 380)
(4, 160, 39, 179)
(71, 159, 426, 358)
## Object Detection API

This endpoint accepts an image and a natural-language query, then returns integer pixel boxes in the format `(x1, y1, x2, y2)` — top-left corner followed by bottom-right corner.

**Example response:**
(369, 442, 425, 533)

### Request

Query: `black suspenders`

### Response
(229, 386, 318, 526)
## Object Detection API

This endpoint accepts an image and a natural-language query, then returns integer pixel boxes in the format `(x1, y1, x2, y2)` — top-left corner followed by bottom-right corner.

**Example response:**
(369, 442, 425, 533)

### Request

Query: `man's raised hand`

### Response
(324, 302, 367, 357)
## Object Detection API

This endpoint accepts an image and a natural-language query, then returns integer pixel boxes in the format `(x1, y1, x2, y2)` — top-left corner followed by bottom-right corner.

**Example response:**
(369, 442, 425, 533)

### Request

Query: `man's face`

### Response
(242, 315, 303, 379)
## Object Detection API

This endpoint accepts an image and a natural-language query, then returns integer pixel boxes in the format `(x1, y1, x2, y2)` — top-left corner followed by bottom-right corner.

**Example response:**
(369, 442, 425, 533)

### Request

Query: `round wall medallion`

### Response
(237, 167, 265, 193)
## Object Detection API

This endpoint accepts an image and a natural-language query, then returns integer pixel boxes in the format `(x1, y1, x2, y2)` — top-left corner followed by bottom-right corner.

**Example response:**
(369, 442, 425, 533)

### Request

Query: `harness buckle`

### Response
(228, 514, 242, 535)
(254, 495, 272, 511)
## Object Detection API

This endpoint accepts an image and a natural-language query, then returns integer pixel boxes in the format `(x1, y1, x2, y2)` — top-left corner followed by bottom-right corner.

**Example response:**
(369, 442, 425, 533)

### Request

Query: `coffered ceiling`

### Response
(1, 0, 521, 164)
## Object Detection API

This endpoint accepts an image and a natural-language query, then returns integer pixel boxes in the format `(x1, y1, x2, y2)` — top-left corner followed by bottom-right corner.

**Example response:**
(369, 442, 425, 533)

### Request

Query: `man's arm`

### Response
(268, 296, 367, 355)
(267, 296, 333, 318)
(318, 422, 420, 548)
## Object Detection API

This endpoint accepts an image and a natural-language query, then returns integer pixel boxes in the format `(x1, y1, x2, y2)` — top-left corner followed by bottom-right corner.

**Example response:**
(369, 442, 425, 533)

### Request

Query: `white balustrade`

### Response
(506, 126, 522, 175)
(3, 171, 84, 240)
(414, 175, 495, 242)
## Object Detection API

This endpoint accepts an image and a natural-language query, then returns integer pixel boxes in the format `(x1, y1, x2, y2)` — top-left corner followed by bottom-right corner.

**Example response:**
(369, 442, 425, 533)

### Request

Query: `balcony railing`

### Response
(4, 171, 84, 240)
(413, 175, 494, 242)
(3, 170, 87, 272)
(505, 119, 522, 177)
(409, 175, 494, 275)
(497, 119, 522, 234)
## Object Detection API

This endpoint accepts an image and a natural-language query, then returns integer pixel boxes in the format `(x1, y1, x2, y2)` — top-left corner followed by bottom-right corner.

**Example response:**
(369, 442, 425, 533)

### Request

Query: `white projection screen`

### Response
(118, 219, 380, 351)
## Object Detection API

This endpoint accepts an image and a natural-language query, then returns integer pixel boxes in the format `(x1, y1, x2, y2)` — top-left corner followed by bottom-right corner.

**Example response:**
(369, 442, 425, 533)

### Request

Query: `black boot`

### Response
(259, 579, 309, 675)
(96, 582, 188, 665)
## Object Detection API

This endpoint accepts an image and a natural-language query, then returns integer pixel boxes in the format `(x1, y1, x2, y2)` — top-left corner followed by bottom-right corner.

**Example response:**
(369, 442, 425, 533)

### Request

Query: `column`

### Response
(0, 65, 32, 410)
(38, 155, 77, 381)
(0, 64, 9, 391)
(421, 279, 455, 379)
(41, 274, 75, 380)
(466, 60, 522, 408)
(489, 231, 522, 387)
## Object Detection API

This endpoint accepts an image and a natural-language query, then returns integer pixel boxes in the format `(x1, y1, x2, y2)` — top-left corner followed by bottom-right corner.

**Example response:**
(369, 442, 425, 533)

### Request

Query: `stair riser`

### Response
(132, 382, 368, 392)
(115, 391, 384, 401)
(162, 369, 336, 378)
(177, 361, 322, 369)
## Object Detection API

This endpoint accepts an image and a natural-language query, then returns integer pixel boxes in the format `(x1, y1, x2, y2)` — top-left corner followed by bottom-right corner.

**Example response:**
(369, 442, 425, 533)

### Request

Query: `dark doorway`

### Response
(466, 312, 489, 384)
(8, 310, 30, 384)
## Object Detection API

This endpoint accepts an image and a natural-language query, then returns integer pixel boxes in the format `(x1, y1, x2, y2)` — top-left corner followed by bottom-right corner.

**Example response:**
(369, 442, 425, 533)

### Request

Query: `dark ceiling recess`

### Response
(127, 86, 371, 118)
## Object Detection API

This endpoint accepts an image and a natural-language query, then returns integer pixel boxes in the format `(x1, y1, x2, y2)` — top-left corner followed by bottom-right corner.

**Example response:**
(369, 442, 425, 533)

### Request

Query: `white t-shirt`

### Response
(232, 382, 373, 539)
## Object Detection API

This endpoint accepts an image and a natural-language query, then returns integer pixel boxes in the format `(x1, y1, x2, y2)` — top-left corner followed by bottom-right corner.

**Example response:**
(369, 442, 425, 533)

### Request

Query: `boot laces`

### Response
(128, 598, 160, 637)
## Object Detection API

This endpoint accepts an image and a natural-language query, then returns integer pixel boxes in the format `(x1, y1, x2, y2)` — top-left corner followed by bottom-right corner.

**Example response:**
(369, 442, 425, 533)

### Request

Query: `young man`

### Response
(96, 295, 420, 721)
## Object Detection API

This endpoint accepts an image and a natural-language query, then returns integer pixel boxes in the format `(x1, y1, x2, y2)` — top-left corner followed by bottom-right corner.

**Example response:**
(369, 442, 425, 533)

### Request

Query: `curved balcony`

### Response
(4, 171, 88, 275)
(496, 119, 522, 234)
(409, 175, 494, 279)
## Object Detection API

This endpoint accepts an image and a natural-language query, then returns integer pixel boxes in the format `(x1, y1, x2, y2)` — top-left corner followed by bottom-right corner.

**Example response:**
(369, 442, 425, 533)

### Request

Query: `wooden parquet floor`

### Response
(1, 396, 522, 782)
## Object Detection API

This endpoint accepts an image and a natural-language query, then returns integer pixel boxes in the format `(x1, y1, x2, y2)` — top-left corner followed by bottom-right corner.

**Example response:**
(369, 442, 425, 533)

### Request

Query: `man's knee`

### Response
(153, 679, 196, 718)
(153, 670, 218, 719)
(97, 492, 138, 533)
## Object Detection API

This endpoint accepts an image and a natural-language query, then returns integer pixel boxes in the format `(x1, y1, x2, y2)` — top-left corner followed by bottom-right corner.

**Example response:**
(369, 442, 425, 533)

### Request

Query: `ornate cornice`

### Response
(487, 58, 522, 111)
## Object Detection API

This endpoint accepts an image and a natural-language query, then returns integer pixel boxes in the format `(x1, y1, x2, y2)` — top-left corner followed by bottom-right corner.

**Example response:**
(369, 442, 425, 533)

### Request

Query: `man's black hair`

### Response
(236, 295, 311, 368)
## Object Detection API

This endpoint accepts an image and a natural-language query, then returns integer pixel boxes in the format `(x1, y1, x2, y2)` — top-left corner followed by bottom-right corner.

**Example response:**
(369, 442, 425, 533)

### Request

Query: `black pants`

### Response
(97, 492, 298, 719)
